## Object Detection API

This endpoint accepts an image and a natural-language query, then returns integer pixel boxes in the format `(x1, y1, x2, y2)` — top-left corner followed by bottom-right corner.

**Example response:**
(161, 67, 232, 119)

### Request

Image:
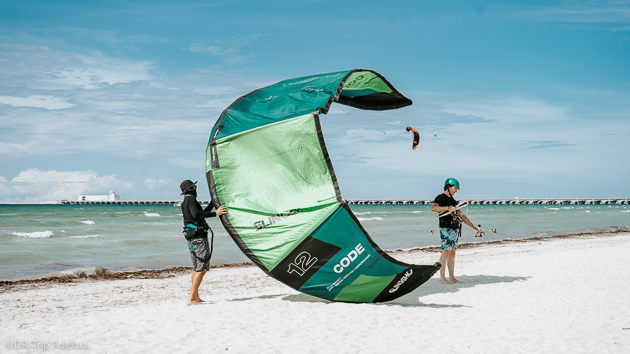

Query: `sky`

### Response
(1, 0, 629, 202)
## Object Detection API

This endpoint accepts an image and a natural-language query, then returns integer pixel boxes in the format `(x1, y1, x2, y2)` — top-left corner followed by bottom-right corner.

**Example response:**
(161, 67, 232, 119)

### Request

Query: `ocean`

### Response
(1, 203, 629, 281)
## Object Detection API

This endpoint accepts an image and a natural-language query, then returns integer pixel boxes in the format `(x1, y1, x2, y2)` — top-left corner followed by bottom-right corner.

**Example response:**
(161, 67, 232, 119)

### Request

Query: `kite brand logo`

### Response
(254, 209, 300, 231)
(333, 243, 365, 274)
(388, 269, 413, 294)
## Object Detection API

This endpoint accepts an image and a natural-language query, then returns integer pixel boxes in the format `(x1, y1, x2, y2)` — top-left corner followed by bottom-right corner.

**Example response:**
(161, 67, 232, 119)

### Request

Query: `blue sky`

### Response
(1, 0, 629, 202)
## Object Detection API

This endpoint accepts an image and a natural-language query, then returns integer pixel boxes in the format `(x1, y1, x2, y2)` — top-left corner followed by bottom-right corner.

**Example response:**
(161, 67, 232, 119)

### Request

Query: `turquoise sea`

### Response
(1, 203, 629, 280)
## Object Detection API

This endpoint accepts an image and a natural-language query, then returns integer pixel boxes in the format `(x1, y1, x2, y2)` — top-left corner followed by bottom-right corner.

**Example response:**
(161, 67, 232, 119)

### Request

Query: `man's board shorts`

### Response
(440, 228, 460, 250)
(187, 237, 210, 272)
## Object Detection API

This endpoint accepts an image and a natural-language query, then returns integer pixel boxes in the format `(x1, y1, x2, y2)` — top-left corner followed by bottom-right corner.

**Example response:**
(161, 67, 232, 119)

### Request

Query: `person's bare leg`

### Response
(439, 250, 452, 284)
(448, 248, 461, 283)
(194, 269, 207, 302)
(188, 270, 207, 305)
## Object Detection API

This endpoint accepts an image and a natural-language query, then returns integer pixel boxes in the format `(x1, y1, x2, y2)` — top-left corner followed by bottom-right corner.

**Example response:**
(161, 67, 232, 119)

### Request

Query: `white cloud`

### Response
(0, 95, 75, 109)
(529, 4, 630, 24)
(440, 96, 569, 124)
(191, 98, 238, 109)
(0, 67, 261, 160)
(0, 41, 267, 164)
(53, 53, 154, 89)
(143, 178, 173, 191)
(0, 142, 28, 154)
(323, 94, 607, 190)
(188, 43, 247, 65)
(0, 44, 154, 90)
(187, 33, 267, 65)
(0, 169, 133, 202)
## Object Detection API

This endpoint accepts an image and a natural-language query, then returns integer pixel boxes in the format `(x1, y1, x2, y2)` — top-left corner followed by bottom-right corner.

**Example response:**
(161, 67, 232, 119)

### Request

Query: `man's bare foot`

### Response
(440, 278, 452, 284)
(450, 278, 462, 283)
(187, 300, 202, 306)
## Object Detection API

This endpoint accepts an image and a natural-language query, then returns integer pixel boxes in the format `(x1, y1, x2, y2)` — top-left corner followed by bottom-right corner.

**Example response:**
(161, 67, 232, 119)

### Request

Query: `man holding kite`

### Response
(431, 178, 481, 284)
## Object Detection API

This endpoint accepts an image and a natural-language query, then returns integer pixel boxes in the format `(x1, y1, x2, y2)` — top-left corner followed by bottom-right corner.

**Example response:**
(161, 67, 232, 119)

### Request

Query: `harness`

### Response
(439, 213, 461, 230)
(183, 221, 209, 240)
(438, 191, 462, 232)
(183, 221, 213, 263)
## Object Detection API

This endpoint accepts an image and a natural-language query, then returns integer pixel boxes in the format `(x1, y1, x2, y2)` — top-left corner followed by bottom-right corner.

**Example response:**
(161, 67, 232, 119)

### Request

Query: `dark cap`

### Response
(180, 180, 197, 195)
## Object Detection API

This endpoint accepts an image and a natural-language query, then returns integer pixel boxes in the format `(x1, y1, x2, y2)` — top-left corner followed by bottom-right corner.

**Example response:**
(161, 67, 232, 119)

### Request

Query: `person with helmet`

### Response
(180, 179, 227, 306)
(431, 178, 480, 284)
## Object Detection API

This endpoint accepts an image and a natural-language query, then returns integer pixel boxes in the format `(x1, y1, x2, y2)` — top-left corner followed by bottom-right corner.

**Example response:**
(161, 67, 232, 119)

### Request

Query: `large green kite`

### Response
(206, 69, 439, 303)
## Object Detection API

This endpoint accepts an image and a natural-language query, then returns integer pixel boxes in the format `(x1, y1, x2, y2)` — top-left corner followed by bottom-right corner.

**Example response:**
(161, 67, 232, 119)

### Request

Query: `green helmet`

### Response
(444, 178, 460, 189)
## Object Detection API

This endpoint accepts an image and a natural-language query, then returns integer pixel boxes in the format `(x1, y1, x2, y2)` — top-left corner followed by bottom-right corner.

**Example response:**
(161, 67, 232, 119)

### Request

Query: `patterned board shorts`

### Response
(187, 237, 210, 272)
(440, 228, 460, 250)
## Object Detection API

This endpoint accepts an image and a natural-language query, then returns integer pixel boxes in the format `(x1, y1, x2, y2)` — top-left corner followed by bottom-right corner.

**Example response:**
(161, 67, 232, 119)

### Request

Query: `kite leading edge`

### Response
(206, 69, 439, 303)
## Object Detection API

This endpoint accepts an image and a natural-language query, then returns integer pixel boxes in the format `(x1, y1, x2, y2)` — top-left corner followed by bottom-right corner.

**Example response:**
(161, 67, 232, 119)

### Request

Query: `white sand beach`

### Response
(2, 233, 629, 353)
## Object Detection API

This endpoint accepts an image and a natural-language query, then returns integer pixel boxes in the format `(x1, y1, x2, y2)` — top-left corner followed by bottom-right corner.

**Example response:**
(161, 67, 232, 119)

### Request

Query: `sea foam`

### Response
(12, 231, 54, 238)
(69, 234, 100, 239)
(144, 212, 161, 217)
(45, 266, 109, 278)
(358, 217, 383, 221)
(81, 220, 96, 225)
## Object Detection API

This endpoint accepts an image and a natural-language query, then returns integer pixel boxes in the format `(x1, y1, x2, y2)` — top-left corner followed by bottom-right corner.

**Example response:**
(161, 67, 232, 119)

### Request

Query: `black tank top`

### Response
(434, 193, 460, 229)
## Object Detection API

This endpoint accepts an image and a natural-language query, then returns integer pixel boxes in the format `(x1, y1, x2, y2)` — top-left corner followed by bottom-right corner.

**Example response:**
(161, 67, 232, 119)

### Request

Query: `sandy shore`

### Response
(2, 233, 629, 353)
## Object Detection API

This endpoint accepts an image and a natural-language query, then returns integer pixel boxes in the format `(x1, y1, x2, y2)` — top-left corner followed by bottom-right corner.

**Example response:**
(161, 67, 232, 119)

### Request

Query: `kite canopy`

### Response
(206, 69, 439, 303)
(406, 126, 420, 150)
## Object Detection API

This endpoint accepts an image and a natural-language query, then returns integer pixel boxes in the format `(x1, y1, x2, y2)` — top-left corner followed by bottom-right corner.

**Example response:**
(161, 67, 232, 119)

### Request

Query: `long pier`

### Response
(348, 198, 629, 205)
(2, 198, 626, 206)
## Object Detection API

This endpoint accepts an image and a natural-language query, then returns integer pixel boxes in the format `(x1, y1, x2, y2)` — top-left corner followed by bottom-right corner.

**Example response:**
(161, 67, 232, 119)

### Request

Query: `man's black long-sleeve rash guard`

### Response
(181, 194, 216, 225)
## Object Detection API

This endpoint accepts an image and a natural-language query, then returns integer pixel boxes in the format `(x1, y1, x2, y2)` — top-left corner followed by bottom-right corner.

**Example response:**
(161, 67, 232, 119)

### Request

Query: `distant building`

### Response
(78, 191, 120, 202)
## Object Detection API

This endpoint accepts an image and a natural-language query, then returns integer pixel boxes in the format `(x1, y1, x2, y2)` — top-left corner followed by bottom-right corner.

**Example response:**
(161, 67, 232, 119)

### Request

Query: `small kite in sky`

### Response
(405, 126, 420, 150)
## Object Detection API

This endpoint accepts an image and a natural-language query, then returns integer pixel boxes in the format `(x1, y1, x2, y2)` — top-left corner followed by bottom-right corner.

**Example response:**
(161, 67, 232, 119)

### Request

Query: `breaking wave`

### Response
(68, 234, 101, 239)
(45, 266, 109, 278)
(12, 231, 54, 238)
(357, 217, 383, 222)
